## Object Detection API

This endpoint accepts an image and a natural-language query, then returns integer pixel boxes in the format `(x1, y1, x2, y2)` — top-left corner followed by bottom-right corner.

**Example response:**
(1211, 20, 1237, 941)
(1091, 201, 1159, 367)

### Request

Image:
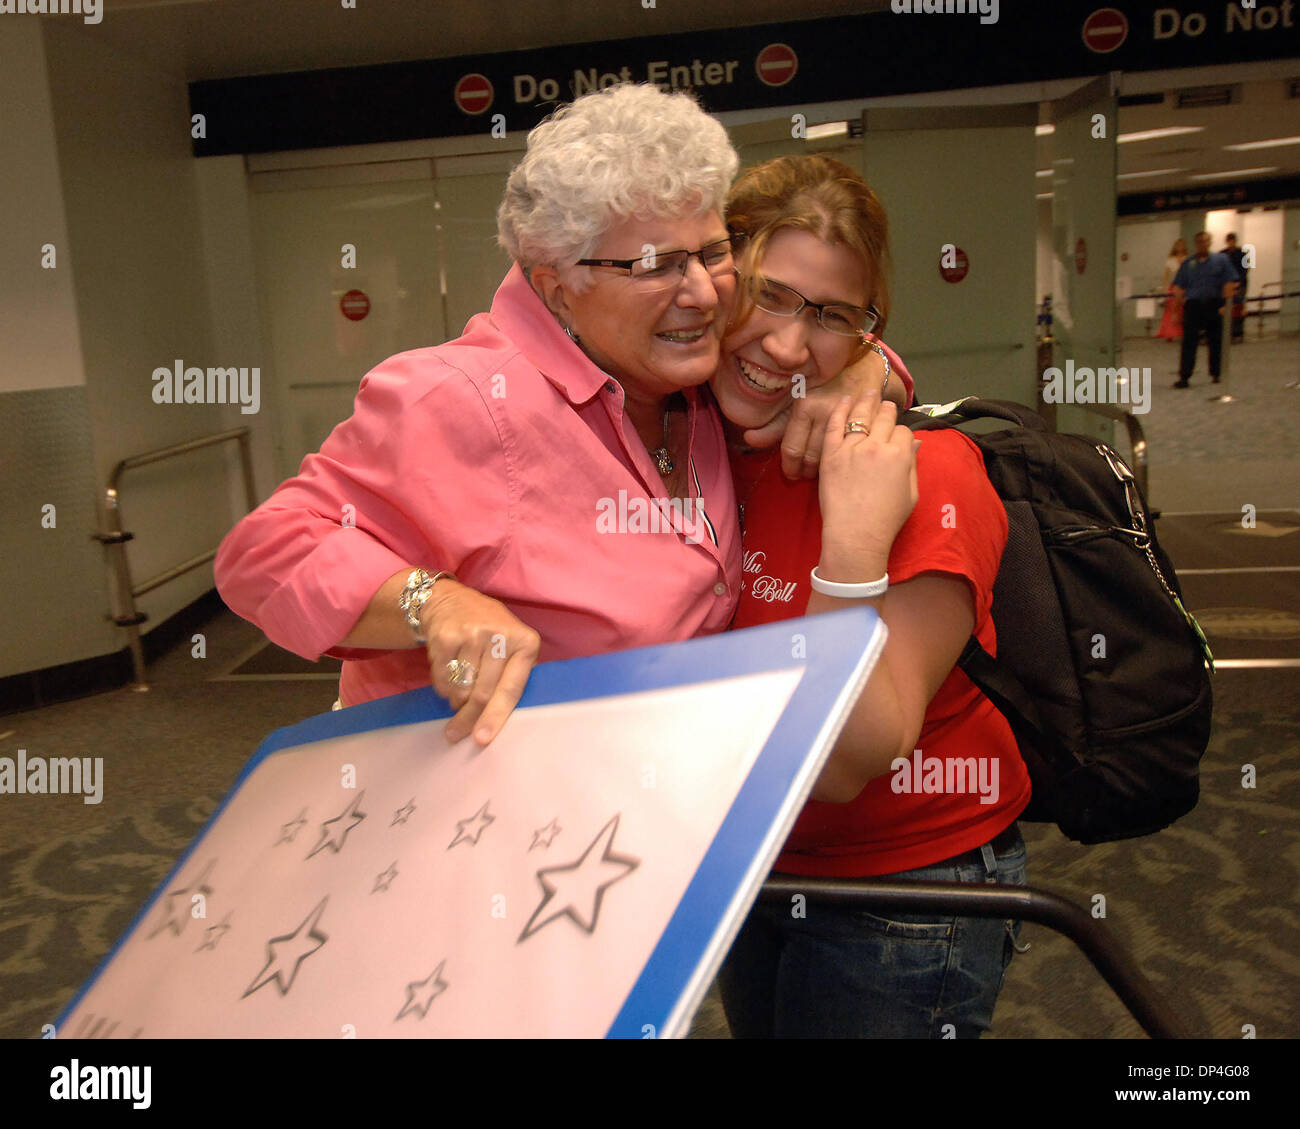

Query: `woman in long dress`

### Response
(1156, 237, 1187, 340)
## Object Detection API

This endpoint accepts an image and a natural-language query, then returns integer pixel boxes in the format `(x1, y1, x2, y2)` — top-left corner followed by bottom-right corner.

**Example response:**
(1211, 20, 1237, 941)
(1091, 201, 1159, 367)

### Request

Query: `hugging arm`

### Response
(797, 391, 994, 804)
(743, 337, 914, 479)
(213, 354, 540, 746)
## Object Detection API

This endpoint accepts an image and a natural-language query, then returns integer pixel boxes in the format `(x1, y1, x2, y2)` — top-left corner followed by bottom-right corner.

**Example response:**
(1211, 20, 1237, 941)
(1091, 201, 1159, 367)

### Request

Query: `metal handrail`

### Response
(758, 877, 1190, 1038)
(1034, 342, 1149, 499)
(1076, 401, 1149, 500)
(94, 427, 258, 691)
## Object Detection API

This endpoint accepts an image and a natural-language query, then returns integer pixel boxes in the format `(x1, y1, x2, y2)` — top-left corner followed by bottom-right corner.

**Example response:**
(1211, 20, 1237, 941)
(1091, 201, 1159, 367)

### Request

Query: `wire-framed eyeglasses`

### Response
(576, 233, 746, 292)
(748, 276, 879, 338)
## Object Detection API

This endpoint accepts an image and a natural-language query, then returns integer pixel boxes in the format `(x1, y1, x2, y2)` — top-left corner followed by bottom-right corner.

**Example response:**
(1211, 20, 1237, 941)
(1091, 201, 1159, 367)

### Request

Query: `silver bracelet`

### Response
(864, 338, 891, 397)
(398, 568, 456, 643)
(810, 566, 889, 598)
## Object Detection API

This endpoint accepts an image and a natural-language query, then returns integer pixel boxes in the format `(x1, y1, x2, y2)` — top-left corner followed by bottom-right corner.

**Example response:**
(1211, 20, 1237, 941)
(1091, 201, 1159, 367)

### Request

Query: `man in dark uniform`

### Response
(1223, 233, 1248, 343)
(1171, 231, 1242, 388)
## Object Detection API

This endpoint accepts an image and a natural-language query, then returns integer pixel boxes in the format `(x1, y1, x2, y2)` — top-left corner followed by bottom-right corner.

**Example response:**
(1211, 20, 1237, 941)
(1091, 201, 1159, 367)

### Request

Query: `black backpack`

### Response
(902, 398, 1215, 844)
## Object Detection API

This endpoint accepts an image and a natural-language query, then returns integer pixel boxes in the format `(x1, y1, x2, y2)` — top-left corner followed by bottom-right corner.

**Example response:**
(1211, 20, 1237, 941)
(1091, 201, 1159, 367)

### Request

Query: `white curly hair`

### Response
(497, 83, 739, 284)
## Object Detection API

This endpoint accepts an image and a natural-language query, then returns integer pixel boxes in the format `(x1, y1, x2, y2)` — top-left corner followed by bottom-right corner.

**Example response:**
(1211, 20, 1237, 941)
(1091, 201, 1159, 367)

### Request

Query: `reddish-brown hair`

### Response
(724, 154, 892, 340)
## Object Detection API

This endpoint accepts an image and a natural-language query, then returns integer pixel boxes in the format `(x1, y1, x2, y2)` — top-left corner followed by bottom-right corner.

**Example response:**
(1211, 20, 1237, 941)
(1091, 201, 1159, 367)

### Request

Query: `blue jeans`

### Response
(717, 824, 1028, 1038)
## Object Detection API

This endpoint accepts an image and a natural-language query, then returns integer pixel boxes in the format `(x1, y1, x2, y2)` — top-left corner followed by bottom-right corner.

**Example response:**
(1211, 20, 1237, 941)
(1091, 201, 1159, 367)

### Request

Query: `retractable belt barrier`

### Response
(758, 877, 1192, 1039)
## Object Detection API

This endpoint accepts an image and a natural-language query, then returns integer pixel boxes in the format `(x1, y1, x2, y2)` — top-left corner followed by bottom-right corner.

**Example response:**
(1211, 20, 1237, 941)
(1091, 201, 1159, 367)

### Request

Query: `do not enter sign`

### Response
(755, 43, 798, 88)
(1082, 8, 1128, 53)
(454, 73, 494, 115)
(340, 289, 370, 321)
(939, 247, 969, 284)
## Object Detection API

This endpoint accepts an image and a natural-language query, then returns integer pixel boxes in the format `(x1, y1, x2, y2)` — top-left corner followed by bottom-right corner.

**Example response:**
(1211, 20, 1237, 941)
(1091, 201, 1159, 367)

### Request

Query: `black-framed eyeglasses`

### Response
(747, 275, 879, 337)
(576, 233, 746, 292)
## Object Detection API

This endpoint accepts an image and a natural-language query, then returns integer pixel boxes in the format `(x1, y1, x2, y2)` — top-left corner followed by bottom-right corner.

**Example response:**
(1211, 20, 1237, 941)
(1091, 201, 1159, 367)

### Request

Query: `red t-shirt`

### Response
(731, 430, 1031, 877)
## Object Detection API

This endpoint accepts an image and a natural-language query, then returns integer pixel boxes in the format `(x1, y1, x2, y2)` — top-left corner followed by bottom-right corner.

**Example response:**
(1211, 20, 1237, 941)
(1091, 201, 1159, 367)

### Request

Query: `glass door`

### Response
(1049, 74, 1119, 443)
(860, 103, 1040, 408)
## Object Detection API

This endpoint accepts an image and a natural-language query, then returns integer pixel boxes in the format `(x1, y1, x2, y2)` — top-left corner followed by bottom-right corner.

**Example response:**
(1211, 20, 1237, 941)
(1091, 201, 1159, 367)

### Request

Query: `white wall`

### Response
(1238, 208, 1284, 305)
(0, 21, 102, 677)
(1204, 208, 1239, 257)
(0, 19, 85, 393)
(47, 22, 243, 651)
(1117, 217, 1181, 337)
(194, 156, 276, 529)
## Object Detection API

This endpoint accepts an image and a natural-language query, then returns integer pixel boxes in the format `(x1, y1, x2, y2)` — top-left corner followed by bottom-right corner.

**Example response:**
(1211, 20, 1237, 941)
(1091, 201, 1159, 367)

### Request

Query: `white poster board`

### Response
(56, 609, 885, 1039)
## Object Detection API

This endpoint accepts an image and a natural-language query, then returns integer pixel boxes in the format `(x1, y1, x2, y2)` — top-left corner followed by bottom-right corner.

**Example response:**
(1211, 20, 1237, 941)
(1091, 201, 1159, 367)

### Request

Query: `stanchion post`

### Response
(1210, 299, 1236, 404)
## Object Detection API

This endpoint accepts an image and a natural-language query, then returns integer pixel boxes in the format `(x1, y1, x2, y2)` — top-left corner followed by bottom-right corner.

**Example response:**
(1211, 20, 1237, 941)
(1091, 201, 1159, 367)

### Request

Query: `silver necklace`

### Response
(650, 408, 674, 475)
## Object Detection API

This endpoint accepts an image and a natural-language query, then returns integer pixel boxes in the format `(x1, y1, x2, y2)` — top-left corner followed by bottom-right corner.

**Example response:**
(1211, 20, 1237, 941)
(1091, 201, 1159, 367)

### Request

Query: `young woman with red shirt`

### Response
(710, 154, 1031, 1038)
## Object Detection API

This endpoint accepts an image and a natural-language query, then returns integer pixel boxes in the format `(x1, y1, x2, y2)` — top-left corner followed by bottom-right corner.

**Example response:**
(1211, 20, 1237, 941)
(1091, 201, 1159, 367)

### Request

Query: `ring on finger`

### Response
(446, 658, 477, 689)
(844, 419, 871, 436)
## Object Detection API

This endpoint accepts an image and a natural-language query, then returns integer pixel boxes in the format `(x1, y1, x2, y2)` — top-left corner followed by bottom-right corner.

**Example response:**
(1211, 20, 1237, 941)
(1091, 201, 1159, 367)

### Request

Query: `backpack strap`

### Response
(958, 636, 1049, 739)
(958, 636, 1074, 820)
(905, 398, 1051, 432)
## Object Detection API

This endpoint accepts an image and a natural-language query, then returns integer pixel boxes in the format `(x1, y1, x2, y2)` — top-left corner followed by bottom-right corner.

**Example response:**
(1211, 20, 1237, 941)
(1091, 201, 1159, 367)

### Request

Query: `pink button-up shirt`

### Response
(214, 264, 742, 707)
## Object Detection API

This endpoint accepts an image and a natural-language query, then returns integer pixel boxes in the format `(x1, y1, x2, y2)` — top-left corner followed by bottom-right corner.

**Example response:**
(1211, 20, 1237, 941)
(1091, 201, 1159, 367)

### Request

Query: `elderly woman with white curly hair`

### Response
(215, 82, 904, 748)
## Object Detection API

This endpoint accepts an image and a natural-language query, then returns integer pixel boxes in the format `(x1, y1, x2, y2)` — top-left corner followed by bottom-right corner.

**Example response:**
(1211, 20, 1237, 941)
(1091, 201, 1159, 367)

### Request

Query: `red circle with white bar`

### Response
(340, 289, 370, 321)
(1082, 8, 1128, 53)
(939, 247, 969, 283)
(755, 43, 798, 88)
(454, 73, 494, 115)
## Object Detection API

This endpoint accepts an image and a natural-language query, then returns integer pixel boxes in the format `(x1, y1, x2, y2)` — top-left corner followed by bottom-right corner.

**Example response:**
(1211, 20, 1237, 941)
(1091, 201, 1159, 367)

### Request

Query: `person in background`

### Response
(1222, 232, 1248, 344)
(1156, 237, 1186, 342)
(709, 154, 1030, 1038)
(1170, 231, 1241, 388)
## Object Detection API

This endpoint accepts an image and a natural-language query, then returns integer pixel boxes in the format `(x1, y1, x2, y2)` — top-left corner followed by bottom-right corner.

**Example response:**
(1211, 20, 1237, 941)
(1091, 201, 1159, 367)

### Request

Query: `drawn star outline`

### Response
(307, 791, 367, 859)
(276, 808, 308, 845)
(373, 862, 398, 893)
(518, 814, 639, 942)
(147, 857, 217, 940)
(242, 897, 329, 999)
(448, 801, 494, 849)
(391, 798, 416, 826)
(395, 960, 449, 1022)
(71, 1014, 144, 1039)
(196, 912, 233, 952)
(529, 818, 562, 851)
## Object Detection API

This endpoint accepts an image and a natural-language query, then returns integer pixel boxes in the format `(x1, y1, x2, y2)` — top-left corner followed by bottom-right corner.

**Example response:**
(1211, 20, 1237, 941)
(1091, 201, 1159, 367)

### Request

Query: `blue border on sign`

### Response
(54, 607, 880, 1038)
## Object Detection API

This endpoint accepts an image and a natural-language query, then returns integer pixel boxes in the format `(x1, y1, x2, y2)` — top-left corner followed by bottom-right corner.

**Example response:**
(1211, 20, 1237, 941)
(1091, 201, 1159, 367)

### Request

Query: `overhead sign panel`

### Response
(190, 5, 1300, 156)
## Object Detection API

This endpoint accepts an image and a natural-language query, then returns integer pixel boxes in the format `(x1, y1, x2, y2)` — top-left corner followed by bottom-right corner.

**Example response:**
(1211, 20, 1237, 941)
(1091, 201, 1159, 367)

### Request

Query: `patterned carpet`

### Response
(2, 658, 1295, 1039)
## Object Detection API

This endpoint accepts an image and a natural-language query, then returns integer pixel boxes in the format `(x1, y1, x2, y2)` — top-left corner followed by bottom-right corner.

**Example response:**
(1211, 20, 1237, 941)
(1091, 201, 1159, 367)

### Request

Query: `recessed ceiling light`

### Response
(1036, 124, 1055, 136)
(1118, 126, 1205, 144)
(1223, 137, 1300, 151)
(1117, 168, 1185, 179)
(805, 121, 849, 141)
(1187, 167, 1278, 180)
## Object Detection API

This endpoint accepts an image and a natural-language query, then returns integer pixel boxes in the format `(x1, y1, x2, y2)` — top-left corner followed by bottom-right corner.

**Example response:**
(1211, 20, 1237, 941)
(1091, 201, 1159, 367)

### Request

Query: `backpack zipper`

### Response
(1094, 443, 1216, 672)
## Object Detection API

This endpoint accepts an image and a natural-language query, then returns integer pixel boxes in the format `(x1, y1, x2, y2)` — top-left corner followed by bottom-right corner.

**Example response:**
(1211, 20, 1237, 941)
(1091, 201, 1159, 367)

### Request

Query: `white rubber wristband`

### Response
(810, 566, 889, 598)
